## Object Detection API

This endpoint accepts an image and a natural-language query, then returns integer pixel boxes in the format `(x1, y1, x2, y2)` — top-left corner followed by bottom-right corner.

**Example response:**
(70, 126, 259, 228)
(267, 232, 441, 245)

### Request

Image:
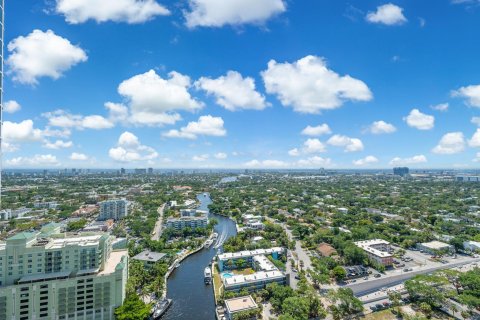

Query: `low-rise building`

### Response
(132, 250, 167, 268)
(166, 210, 208, 230)
(463, 241, 480, 252)
(354, 239, 393, 266)
(417, 241, 454, 255)
(224, 296, 258, 320)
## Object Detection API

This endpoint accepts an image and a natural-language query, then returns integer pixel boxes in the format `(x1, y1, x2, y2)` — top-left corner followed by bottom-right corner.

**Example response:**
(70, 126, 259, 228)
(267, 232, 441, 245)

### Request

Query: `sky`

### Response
(4, 0, 480, 169)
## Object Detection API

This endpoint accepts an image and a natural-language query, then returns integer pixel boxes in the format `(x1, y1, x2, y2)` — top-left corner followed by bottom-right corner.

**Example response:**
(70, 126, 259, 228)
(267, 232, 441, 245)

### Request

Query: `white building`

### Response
(463, 241, 480, 252)
(166, 210, 208, 231)
(98, 199, 128, 221)
(354, 239, 393, 266)
(224, 295, 258, 320)
(417, 241, 454, 255)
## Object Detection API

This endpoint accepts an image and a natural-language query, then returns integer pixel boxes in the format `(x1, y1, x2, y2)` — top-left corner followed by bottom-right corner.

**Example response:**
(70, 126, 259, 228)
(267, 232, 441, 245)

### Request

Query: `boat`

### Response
(204, 239, 214, 248)
(204, 266, 212, 284)
(151, 298, 172, 319)
(175, 263, 181, 269)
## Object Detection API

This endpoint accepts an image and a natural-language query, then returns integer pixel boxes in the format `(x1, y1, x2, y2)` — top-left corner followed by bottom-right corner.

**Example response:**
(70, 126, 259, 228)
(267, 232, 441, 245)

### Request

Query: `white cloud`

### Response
(353, 155, 379, 166)
(296, 156, 332, 168)
(55, 0, 170, 24)
(469, 129, 480, 148)
(472, 117, 480, 126)
(301, 124, 332, 136)
(404, 109, 434, 130)
(193, 154, 209, 162)
(473, 152, 480, 163)
(184, 0, 286, 28)
(195, 71, 268, 111)
(109, 131, 158, 162)
(262, 55, 372, 114)
(105, 102, 129, 123)
(43, 110, 114, 130)
(452, 84, 480, 107)
(70, 152, 89, 161)
(43, 139, 73, 149)
(288, 148, 300, 157)
(3, 120, 43, 142)
(163, 115, 226, 139)
(244, 159, 288, 168)
(327, 135, 364, 152)
(366, 3, 407, 26)
(118, 70, 202, 126)
(7, 29, 87, 85)
(4, 100, 21, 113)
(303, 139, 327, 154)
(366, 120, 397, 134)
(431, 103, 449, 112)
(432, 132, 465, 154)
(5, 154, 59, 167)
(214, 152, 227, 159)
(389, 155, 427, 166)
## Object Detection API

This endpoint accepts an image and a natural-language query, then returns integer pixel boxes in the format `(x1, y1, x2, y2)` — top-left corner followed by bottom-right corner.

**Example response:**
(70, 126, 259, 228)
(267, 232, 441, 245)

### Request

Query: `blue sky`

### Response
(4, 0, 480, 169)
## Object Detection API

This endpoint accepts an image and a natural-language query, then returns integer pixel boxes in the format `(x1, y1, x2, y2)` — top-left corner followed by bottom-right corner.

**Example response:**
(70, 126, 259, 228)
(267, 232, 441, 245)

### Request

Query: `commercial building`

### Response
(456, 176, 480, 182)
(0, 230, 128, 320)
(393, 167, 409, 177)
(354, 239, 393, 266)
(224, 296, 258, 320)
(34, 201, 60, 210)
(417, 241, 454, 255)
(98, 199, 128, 221)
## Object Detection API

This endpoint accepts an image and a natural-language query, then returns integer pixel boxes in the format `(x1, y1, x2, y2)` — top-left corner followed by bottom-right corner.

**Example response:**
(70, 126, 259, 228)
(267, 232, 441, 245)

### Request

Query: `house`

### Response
(316, 243, 337, 258)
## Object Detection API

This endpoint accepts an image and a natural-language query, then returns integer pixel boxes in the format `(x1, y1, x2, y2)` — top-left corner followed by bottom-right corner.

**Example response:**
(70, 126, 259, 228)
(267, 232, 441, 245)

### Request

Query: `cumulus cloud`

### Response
(471, 117, 480, 126)
(432, 132, 465, 154)
(389, 155, 427, 166)
(214, 152, 227, 159)
(43, 139, 73, 149)
(366, 120, 397, 134)
(431, 103, 449, 112)
(301, 124, 332, 136)
(6, 29, 87, 85)
(5, 154, 59, 167)
(469, 129, 480, 148)
(118, 70, 202, 126)
(4, 100, 21, 113)
(195, 71, 268, 111)
(303, 138, 327, 154)
(353, 155, 379, 166)
(184, 0, 286, 28)
(109, 131, 158, 162)
(163, 115, 226, 139)
(4, 120, 43, 142)
(43, 110, 114, 130)
(404, 109, 434, 130)
(452, 84, 480, 107)
(366, 3, 407, 25)
(193, 154, 209, 162)
(262, 55, 372, 114)
(296, 156, 332, 168)
(55, 0, 170, 24)
(70, 152, 89, 161)
(244, 159, 288, 168)
(327, 135, 364, 152)
(288, 148, 300, 157)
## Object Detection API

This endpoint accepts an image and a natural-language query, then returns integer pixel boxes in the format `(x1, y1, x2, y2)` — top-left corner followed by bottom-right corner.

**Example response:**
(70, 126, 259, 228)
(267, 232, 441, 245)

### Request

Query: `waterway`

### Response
(163, 193, 237, 320)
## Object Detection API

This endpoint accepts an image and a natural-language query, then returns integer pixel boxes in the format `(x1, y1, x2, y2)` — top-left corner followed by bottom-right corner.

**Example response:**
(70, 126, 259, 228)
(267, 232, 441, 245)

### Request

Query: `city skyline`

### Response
(4, 0, 480, 169)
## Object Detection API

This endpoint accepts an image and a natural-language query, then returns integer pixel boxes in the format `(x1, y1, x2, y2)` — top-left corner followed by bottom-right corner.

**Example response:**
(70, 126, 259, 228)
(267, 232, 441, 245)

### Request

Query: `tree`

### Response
(236, 258, 247, 269)
(281, 296, 309, 320)
(332, 266, 346, 281)
(115, 293, 151, 320)
(327, 288, 363, 319)
(405, 274, 450, 308)
(419, 302, 432, 318)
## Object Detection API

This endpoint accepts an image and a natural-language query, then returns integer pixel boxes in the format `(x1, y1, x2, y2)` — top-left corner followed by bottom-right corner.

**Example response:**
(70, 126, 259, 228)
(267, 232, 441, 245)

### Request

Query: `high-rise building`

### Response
(120, 168, 126, 175)
(98, 199, 128, 221)
(0, 229, 128, 320)
(147, 167, 153, 174)
(393, 167, 409, 177)
(134, 168, 147, 175)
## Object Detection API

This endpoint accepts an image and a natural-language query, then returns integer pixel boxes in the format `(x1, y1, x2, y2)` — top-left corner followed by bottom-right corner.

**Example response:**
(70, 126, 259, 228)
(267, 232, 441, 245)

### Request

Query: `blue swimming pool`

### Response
(222, 272, 234, 278)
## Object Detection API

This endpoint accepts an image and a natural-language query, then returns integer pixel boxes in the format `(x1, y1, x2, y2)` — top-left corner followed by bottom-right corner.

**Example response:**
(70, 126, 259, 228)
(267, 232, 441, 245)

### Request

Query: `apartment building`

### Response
(98, 199, 128, 221)
(354, 239, 394, 266)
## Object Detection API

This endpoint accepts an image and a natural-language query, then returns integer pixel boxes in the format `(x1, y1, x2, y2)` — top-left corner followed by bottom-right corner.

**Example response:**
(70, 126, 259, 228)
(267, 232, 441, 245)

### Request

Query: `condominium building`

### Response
(98, 199, 128, 221)
(354, 239, 393, 266)
(166, 210, 208, 230)
(0, 230, 128, 320)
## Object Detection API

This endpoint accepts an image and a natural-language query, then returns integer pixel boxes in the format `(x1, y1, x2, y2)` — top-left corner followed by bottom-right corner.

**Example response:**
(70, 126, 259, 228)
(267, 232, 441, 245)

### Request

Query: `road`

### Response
(151, 203, 166, 241)
(347, 257, 480, 297)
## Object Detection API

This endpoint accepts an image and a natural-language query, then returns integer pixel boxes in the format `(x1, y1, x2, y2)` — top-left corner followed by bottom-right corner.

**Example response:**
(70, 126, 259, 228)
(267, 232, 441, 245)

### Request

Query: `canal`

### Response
(163, 193, 237, 320)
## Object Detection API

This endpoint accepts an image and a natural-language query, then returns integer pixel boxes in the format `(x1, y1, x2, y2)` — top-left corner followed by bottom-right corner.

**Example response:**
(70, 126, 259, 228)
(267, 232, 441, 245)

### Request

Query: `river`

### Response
(163, 193, 237, 320)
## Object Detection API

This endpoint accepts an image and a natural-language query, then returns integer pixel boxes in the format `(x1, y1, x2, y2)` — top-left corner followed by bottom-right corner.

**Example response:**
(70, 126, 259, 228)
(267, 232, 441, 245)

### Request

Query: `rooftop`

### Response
(132, 250, 167, 263)
(225, 295, 258, 314)
(223, 270, 285, 287)
(218, 247, 283, 261)
(99, 250, 128, 276)
(420, 240, 452, 249)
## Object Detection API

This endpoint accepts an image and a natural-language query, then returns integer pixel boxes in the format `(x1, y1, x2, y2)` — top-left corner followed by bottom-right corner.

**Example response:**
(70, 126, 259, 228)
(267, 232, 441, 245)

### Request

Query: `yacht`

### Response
(151, 298, 172, 319)
(204, 266, 212, 284)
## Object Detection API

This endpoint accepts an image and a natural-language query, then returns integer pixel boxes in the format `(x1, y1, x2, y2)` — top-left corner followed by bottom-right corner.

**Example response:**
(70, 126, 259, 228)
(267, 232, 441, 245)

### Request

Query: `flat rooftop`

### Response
(132, 250, 166, 263)
(354, 239, 392, 258)
(218, 247, 283, 261)
(225, 296, 258, 314)
(223, 270, 285, 287)
(420, 241, 452, 249)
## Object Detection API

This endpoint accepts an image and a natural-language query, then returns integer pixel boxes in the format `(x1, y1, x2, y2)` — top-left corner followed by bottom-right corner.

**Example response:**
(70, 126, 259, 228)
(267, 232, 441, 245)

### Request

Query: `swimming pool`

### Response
(221, 272, 234, 278)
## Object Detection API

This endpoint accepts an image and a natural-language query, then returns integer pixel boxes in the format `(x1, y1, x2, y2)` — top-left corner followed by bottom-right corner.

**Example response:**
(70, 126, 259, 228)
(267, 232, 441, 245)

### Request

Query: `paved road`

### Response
(347, 257, 480, 297)
(151, 203, 166, 241)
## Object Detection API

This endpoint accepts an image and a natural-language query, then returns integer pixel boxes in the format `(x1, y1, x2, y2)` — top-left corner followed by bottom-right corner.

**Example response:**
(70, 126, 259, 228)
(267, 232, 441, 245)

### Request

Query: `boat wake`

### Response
(213, 224, 227, 249)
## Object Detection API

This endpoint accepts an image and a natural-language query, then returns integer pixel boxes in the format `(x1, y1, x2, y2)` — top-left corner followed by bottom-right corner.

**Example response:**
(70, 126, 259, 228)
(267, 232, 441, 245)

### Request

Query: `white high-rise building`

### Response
(98, 199, 128, 221)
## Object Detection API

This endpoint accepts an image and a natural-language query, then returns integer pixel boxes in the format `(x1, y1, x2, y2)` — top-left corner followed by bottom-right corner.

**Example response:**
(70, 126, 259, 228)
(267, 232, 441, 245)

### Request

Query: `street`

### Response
(151, 203, 166, 241)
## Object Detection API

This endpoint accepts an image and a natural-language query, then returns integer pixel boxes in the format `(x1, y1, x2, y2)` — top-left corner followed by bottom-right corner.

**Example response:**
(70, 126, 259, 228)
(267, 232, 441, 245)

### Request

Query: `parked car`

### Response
(370, 305, 377, 311)
(374, 273, 381, 278)
(375, 304, 383, 310)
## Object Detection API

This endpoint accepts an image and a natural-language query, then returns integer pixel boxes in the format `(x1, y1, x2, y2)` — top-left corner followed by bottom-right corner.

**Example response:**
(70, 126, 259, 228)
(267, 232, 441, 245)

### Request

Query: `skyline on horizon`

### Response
(4, 0, 480, 170)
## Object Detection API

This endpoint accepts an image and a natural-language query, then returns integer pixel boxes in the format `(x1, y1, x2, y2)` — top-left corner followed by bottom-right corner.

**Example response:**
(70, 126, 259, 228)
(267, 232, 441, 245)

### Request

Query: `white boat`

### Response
(204, 266, 212, 284)
(151, 298, 172, 319)
(205, 239, 214, 248)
